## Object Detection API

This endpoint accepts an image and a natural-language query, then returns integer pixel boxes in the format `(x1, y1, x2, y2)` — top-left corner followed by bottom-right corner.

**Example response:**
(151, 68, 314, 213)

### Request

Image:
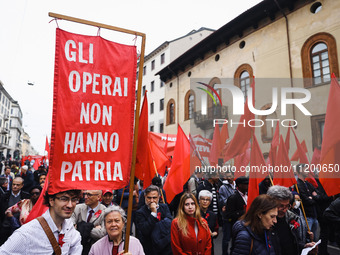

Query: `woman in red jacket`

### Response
(171, 192, 212, 255)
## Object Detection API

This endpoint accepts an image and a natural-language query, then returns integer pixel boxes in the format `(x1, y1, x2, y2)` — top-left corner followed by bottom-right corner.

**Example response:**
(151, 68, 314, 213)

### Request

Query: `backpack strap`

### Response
(249, 237, 254, 255)
(37, 216, 62, 255)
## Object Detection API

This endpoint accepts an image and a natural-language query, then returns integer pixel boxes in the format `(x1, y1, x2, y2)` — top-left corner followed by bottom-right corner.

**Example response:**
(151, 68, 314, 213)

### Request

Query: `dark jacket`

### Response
(20, 171, 35, 193)
(323, 197, 340, 246)
(135, 203, 172, 255)
(272, 210, 306, 255)
(224, 190, 246, 225)
(296, 179, 319, 218)
(231, 220, 276, 255)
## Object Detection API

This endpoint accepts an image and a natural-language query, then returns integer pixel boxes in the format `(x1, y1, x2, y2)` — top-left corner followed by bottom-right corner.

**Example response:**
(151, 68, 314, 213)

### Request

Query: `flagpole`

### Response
(124, 34, 146, 252)
(294, 184, 311, 233)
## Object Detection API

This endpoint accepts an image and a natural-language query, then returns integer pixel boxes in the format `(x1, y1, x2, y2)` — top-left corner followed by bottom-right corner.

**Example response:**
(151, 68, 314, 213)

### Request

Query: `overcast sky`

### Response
(0, 0, 262, 154)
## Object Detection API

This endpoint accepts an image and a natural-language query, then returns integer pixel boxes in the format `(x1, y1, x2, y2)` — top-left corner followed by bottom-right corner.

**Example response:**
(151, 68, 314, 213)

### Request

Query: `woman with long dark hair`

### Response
(231, 194, 278, 255)
(171, 192, 212, 255)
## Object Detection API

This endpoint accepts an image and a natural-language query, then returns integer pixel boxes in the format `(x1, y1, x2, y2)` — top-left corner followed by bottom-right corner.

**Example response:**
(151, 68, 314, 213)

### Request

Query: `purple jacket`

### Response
(89, 235, 144, 255)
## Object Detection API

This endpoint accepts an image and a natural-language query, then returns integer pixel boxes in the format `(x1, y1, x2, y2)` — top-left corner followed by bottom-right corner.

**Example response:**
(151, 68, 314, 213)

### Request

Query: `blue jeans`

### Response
(222, 220, 232, 255)
(307, 217, 318, 241)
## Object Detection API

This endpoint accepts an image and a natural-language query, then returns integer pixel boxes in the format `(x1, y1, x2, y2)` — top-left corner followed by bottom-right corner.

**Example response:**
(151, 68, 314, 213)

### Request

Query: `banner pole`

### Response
(124, 34, 146, 252)
(47, 12, 146, 252)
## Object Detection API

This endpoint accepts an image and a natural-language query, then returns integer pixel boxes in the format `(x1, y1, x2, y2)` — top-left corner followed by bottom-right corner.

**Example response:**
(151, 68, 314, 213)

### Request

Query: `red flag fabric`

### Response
(45, 136, 50, 159)
(273, 135, 296, 187)
(135, 94, 150, 180)
(149, 137, 171, 176)
(234, 143, 251, 179)
(247, 135, 267, 211)
(271, 121, 280, 148)
(220, 122, 229, 151)
(209, 124, 221, 165)
(291, 129, 309, 164)
(164, 125, 191, 203)
(25, 172, 50, 223)
(149, 132, 177, 157)
(224, 98, 254, 162)
(319, 74, 340, 196)
(310, 147, 321, 165)
(48, 29, 136, 194)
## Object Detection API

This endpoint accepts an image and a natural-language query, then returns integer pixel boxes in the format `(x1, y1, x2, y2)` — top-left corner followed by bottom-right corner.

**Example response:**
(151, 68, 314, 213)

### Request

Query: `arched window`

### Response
(240, 71, 250, 98)
(234, 64, 253, 99)
(167, 99, 175, 125)
(301, 32, 339, 87)
(185, 90, 195, 120)
(311, 43, 330, 85)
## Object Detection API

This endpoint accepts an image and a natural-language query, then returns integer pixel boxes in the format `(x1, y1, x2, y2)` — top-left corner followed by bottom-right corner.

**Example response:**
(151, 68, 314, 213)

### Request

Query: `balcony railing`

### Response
(194, 105, 228, 130)
(0, 127, 9, 134)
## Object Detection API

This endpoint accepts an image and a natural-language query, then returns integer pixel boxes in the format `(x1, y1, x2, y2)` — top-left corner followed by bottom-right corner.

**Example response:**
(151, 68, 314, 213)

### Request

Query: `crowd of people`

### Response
(0, 161, 339, 255)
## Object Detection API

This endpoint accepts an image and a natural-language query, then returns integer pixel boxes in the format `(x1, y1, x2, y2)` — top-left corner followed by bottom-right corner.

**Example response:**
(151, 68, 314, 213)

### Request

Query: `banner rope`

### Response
(49, 18, 59, 28)
(97, 27, 101, 36)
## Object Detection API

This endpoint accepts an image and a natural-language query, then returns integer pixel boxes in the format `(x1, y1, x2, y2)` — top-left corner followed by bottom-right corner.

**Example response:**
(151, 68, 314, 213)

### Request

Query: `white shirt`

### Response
(0, 209, 82, 255)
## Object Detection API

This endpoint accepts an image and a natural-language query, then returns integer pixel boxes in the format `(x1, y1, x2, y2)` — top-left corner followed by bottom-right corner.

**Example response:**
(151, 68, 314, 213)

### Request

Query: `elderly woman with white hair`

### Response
(89, 205, 144, 255)
(198, 190, 219, 255)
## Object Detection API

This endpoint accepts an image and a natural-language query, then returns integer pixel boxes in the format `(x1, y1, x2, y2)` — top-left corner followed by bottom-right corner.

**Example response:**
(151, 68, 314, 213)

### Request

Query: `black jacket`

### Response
(224, 190, 246, 225)
(135, 203, 172, 255)
(296, 179, 319, 218)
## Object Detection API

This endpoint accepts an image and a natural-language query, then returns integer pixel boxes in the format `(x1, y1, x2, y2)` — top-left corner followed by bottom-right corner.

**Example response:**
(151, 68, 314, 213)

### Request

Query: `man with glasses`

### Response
(135, 185, 172, 255)
(72, 190, 106, 255)
(267, 185, 317, 255)
(0, 189, 82, 254)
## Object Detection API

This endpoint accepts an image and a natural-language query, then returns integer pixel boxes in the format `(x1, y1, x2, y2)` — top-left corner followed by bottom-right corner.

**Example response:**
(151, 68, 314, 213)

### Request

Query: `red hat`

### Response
(103, 189, 113, 195)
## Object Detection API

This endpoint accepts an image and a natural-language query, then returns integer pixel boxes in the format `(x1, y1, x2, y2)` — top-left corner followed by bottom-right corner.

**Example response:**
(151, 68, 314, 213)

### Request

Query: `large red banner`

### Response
(48, 29, 136, 194)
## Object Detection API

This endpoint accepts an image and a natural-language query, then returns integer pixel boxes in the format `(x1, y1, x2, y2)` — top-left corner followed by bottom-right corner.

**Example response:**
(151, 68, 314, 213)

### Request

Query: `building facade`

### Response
(0, 81, 27, 160)
(138, 28, 214, 133)
(158, 0, 339, 161)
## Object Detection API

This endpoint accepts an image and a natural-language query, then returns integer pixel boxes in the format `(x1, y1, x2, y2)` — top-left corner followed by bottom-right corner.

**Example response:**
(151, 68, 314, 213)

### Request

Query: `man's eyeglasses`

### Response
(83, 193, 99, 197)
(55, 196, 79, 203)
(31, 192, 41, 196)
(278, 203, 291, 210)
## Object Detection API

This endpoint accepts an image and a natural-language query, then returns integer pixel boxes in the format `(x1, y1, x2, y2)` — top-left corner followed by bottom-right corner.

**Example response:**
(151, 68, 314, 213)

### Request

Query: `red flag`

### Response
(273, 135, 296, 187)
(247, 135, 267, 211)
(149, 137, 171, 176)
(135, 93, 155, 188)
(271, 121, 280, 148)
(291, 127, 309, 164)
(25, 172, 50, 223)
(209, 124, 221, 165)
(163, 134, 169, 155)
(220, 122, 229, 151)
(319, 74, 340, 196)
(310, 147, 321, 165)
(164, 125, 191, 203)
(234, 142, 251, 179)
(224, 98, 254, 161)
(45, 136, 50, 159)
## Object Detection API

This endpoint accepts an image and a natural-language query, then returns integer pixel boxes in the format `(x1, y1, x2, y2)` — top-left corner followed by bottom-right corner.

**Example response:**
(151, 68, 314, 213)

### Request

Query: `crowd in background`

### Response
(0, 161, 339, 255)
